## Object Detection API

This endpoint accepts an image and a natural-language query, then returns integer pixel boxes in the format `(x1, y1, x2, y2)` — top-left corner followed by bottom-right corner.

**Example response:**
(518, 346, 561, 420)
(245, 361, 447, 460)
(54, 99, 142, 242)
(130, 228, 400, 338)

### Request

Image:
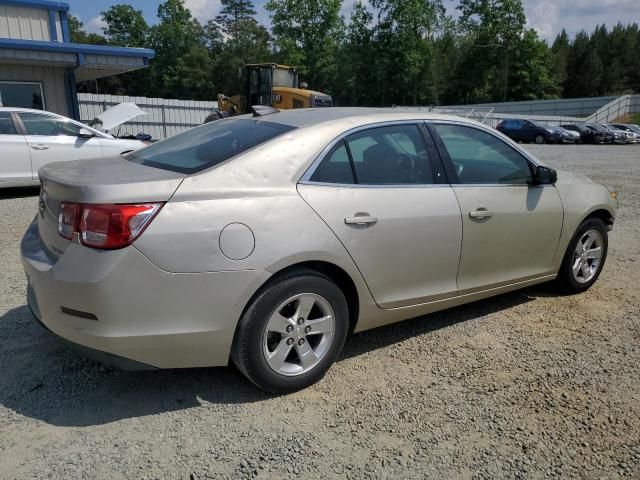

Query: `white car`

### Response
(0, 106, 148, 188)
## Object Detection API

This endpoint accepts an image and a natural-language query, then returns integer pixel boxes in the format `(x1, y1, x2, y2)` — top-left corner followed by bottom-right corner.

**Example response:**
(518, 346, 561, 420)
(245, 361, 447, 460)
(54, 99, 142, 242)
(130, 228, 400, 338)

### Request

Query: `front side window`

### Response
(0, 82, 44, 110)
(127, 118, 296, 174)
(0, 112, 17, 135)
(434, 124, 533, 185)
(18, 113, 83, 136)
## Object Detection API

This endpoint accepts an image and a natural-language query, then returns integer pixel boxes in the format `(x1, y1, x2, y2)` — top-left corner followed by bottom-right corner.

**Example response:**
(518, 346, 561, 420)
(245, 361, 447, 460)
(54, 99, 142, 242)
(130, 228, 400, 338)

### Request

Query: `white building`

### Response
(0, 0, 154, 119)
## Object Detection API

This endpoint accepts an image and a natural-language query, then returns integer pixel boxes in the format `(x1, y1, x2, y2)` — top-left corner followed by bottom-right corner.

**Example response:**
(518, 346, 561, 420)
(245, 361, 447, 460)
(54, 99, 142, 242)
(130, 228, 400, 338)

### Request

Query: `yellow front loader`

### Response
(206, 64, 332, 122)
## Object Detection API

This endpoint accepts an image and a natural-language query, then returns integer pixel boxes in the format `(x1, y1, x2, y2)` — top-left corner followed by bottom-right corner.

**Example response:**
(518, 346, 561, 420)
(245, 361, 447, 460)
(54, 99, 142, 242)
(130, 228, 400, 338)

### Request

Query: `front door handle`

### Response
(31, 144, 50, 150)
(345, 215, 378, 226)
(469, 209, 493, 219)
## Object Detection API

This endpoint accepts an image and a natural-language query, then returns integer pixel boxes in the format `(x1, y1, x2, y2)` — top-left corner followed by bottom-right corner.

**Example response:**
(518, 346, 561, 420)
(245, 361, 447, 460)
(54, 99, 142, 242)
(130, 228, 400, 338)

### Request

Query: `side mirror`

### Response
(533, 165, 557, 185)
(78, 128, 95, 139)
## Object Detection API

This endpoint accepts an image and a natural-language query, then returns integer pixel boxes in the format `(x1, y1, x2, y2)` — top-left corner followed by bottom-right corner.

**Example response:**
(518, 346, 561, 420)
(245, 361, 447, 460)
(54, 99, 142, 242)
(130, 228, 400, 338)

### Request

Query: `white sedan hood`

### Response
(93, 103, 148, 132)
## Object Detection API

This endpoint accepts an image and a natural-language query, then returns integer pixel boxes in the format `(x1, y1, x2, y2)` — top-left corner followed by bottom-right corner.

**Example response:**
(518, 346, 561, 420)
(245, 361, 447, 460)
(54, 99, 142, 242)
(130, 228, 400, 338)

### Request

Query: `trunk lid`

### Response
(38, 156, 185, 258)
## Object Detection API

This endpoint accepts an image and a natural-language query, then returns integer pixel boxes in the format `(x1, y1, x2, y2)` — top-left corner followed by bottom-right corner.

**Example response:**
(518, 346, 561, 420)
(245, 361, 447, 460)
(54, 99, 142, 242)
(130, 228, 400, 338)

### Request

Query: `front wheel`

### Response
(231, 270, 349, 393)
(555, 218, 608, 294)
(534, 134, 546, 145)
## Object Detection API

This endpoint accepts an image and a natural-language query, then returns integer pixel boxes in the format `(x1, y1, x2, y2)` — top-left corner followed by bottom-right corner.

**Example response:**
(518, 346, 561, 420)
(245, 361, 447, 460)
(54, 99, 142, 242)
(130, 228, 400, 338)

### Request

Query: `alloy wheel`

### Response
(572, 229, 604, 284)
(262, 293, 335, 376)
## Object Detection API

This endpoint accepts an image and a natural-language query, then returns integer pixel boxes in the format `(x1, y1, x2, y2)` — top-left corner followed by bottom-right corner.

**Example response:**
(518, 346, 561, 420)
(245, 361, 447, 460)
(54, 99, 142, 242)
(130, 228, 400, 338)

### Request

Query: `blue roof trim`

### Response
(0, 38, 155, 59)
(48, 9, 57, 41)
(0, 0, 70, 12)
(59, 10, 69, 42)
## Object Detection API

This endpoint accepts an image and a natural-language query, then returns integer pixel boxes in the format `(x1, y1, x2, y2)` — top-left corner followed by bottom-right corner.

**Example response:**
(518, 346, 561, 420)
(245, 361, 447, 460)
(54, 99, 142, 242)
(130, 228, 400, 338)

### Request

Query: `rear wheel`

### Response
(555, 218, 608, 294)
(231, 270, 349, 393)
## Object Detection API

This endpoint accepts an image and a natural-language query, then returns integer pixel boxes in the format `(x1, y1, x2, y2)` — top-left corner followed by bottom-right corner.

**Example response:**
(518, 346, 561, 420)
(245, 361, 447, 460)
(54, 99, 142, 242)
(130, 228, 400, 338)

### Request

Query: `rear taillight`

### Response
(58, 202, 81, 240)
(58, 202, 162, 250)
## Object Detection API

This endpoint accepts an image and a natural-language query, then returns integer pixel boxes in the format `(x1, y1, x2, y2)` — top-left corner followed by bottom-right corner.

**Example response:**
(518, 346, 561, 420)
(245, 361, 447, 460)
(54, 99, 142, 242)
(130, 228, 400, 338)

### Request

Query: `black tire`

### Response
(231, 269, 349, 393)
(534, 134, 545, 145)
(555, 218, 608, 294)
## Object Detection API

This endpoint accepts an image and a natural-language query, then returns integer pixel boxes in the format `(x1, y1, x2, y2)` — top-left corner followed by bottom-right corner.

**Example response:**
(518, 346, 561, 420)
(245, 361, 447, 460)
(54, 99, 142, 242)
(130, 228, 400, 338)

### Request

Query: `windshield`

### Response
(127, 118, 295, 174)
(273, 68, 297, 87)
(587, 124, 607, 133)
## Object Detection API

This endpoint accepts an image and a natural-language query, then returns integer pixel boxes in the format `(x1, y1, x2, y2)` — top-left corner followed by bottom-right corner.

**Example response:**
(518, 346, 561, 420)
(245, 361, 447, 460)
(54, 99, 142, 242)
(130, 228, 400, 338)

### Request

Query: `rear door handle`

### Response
(31, 144, 50, 150)
(345, 215, 378, 226)
(469, 209, 493, 219)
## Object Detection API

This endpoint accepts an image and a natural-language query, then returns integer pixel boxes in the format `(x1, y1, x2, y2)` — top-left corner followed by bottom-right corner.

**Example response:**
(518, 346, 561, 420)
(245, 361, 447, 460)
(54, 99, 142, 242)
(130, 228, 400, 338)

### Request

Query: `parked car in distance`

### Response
(585, 123, 617, 144)
(607, 124, 639, 143)
(496, 119, 562, 144)
(0, 107, 148, 188)
(22, 108, 618, 393)
(561, 124, 608, 144)
(556, 126, 580, 144)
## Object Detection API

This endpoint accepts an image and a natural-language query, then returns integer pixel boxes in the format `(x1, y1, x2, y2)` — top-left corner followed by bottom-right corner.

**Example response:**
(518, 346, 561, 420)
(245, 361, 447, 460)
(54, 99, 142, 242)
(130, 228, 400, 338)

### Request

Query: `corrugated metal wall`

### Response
(440, 96, 620, 118)
(0, 65, 68, 116)
(78, 93, 217, 139)
(0, 5, 52, 41)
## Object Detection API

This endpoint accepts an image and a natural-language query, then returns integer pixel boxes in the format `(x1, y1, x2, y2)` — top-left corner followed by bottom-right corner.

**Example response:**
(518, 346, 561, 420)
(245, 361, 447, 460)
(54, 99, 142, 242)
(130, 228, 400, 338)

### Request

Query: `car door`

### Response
(0, 111, 32, 184)
(298, 123, 462, 308)
(16, 112, 104, 179)
(507, 120, 524, 142)
(430, 122, 563, 293)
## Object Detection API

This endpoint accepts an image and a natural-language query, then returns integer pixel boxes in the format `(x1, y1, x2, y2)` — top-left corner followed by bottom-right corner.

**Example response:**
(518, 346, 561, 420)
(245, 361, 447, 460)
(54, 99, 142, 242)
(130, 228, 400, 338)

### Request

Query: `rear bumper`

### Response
(21, 219, 268, 369)
(28, 292, 156, 370)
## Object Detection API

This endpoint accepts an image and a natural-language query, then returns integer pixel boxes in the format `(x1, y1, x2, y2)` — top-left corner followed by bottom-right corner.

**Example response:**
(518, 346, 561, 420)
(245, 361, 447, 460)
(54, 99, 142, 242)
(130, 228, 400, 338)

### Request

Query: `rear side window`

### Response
(310, 141, 355, 184)
(127, 118, 296, 174)
(309, 124, 439, 186)
(348, 125, 434, 185)
(0, 112, 17, 135)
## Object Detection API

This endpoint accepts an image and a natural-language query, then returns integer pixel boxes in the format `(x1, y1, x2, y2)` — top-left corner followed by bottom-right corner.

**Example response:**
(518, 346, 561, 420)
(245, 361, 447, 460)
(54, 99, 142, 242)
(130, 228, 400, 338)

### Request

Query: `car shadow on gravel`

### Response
(0, 186, 40, 199)
(0, 288, 547, 427)
(341, 287, 543, 360)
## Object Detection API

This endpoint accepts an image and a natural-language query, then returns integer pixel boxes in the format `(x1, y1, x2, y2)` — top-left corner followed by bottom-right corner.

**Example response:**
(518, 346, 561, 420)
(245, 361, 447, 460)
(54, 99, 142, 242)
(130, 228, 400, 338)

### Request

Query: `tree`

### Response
(458, 0, 527, 101)
(508, 29, 561, 100)
(215, 0, 257, 42)
(101, 5, 149, 47)
(371, 0, 448, 105)
(265, 0, 344, 92)
(67, 14, 108, 45)
(337, 2, 375, 105)
(551, 29, 570, 90)
(149, 0, 212, 98)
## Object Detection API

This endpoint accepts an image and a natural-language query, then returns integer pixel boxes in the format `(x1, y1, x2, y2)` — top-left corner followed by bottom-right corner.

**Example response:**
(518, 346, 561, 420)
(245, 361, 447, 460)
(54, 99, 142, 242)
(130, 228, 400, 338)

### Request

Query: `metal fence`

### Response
(586, 95, 640, 123)
(440, 96, 621, 118)
(78, 93, 640, 140)
(78, 93, 217, 140)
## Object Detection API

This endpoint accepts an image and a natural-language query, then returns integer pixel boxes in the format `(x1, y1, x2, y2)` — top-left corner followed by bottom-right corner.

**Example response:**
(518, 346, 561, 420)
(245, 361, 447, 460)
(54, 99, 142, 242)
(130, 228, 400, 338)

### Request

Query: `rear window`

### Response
(127, 118, 295, 174)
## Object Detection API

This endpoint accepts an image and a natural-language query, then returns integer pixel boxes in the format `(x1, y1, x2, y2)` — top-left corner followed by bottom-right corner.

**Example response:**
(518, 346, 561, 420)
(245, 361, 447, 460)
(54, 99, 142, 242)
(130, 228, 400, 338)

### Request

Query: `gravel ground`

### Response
(0, 145, 639, 479)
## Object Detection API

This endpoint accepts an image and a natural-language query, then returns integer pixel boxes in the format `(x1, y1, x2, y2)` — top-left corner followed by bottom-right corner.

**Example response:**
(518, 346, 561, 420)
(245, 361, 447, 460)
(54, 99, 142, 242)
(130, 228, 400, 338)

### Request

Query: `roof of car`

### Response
(251, 107, 473, 128)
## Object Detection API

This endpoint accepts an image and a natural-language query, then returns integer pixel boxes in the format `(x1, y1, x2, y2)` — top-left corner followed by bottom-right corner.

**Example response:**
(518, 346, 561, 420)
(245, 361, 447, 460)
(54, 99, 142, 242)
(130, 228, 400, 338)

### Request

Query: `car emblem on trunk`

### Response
(38, 190, 47, 215)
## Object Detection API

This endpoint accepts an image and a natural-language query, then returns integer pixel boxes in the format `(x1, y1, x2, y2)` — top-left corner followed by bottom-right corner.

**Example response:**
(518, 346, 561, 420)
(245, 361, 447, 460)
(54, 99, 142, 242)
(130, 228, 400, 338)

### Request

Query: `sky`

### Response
(69, 0, 640, 43)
